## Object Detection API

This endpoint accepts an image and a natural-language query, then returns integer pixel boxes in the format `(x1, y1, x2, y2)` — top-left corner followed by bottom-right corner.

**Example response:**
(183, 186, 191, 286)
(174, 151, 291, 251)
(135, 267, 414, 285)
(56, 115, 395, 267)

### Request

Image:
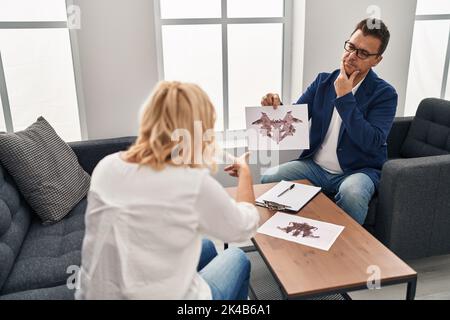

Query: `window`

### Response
(416, 0, 450, 15)
(227, 0, 284, 18)
(0, 0, 82, 141)
(162, 24, 224, 130)
(227, 23, 283, 130)
(154, 0, 292, 131)
(160, 0, 221, 19)
(0, 0, 68, 21)
(405, 0, 450, 116)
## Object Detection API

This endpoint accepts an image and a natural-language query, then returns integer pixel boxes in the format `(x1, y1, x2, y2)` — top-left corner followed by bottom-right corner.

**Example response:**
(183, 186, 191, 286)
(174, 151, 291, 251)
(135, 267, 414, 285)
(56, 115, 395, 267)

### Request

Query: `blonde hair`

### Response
(124, 81, 217, 171)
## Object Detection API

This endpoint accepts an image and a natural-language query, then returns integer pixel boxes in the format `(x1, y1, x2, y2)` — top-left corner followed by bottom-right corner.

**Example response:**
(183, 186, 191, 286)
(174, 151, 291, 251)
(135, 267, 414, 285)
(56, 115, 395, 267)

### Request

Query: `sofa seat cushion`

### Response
(0, 284, 75, 300)
(0, 166, 32, 292)
(0, 199, 86, 295)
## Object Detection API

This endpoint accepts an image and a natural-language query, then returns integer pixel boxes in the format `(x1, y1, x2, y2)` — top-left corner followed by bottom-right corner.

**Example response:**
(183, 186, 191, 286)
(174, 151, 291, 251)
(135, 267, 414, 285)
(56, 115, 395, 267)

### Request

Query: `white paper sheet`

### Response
(245, 105, 309, 150)
(256, 180, 321, 212)
(257, 212, 345, 251)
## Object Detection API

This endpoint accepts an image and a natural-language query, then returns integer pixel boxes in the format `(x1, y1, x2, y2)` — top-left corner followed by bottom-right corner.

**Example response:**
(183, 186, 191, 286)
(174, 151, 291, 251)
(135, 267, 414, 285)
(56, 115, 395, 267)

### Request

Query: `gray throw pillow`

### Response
(0, 117, 90, 224)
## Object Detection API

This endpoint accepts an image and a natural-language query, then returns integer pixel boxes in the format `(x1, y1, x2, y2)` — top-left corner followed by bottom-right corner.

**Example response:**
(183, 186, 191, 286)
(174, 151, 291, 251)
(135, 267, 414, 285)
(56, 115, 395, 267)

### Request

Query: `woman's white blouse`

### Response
(75, 153, 260, 300)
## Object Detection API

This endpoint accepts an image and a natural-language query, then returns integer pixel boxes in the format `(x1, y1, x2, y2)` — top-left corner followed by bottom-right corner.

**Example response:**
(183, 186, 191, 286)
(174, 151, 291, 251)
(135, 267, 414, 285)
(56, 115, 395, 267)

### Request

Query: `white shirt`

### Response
(313, 78, 365, 174)
(75, 153, 259, 300)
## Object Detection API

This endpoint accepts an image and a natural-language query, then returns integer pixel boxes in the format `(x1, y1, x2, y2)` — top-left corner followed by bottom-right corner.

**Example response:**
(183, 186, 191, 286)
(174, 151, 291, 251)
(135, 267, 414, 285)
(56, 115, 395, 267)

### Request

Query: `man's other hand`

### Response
(261, 93, 282, 109)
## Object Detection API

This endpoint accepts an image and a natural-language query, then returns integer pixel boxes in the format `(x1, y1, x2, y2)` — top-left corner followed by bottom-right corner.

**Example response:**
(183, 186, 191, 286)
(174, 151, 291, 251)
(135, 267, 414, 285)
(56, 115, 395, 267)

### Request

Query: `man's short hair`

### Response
(352, 18, 390, 56)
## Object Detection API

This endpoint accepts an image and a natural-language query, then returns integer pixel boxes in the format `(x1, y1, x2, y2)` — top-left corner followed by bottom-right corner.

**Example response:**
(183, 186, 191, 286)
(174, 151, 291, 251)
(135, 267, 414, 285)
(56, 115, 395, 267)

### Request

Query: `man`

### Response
(260, 19, 397, 225)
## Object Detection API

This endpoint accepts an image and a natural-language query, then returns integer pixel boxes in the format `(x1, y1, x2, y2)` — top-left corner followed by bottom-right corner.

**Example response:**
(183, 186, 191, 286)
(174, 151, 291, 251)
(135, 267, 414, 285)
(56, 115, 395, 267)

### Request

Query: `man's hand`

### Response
(334, 61, 360, 98)
(261, 93, 282, 109)
(224, 152, 251, 178)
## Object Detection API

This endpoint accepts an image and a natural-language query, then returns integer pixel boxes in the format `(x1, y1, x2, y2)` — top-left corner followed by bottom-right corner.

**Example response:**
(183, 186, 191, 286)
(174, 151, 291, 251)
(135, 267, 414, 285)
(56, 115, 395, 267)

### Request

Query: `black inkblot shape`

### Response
(278, 222, 320, 238)
(252, 111, 303, 144)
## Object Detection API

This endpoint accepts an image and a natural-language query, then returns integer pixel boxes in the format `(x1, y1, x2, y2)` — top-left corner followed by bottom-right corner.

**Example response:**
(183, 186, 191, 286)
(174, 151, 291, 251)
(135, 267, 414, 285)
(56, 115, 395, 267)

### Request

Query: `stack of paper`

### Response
(256, 180, 321, 212)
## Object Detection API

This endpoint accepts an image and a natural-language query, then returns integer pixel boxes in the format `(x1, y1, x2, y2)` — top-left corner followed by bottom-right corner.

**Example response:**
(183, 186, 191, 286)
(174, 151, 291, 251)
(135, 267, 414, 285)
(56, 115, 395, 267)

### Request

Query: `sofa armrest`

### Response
(68, 136, 136, 175)
(387, 116, 413, 159)
(374, 154, 450, 259)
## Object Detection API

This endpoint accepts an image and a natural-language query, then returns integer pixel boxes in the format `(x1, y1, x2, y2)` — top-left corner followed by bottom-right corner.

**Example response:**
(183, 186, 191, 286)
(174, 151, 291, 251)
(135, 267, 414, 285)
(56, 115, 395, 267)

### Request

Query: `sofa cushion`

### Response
(401, 98, 450, 158)
(0, 198, 86, 295)
(0, 117, 90, 224)
(69, 136, 136, 175)
(0, 284, 75, 300)
(0, 166, 32, 292)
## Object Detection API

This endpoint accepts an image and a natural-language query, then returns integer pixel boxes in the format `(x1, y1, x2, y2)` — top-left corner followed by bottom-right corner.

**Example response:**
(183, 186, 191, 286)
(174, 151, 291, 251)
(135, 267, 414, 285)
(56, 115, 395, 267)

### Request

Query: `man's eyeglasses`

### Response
(344, 41, 379, 60)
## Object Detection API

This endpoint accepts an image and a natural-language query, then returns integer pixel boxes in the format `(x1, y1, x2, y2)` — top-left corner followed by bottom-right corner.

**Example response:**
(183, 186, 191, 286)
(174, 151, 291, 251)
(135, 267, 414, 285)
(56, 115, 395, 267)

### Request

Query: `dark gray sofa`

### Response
(0, 136, 136, 300)
(365, 98, 450, 260)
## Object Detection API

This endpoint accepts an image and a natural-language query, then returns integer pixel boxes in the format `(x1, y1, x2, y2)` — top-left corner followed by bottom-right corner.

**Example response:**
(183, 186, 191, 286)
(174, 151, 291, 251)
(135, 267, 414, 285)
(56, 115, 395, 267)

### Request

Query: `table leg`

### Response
(406, 277, 417, 300)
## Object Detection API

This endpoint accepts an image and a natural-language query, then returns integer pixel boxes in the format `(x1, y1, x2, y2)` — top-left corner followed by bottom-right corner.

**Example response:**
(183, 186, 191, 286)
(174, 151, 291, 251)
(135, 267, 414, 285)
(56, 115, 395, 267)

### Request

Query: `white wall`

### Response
(73, 0, 159, 139)
(302, 0, 417, 116)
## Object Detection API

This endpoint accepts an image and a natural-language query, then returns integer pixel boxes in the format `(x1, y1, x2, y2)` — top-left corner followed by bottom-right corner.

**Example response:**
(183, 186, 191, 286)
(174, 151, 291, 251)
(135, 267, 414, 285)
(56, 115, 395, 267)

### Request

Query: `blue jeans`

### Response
(260, 159, 375, 225)
(198, 239, 250, 300)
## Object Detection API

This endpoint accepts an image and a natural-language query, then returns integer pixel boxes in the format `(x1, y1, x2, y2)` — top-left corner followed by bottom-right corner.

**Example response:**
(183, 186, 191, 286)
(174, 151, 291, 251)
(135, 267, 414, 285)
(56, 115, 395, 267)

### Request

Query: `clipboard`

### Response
(255, 180, 321, 213)
(255, 199, 296, 213)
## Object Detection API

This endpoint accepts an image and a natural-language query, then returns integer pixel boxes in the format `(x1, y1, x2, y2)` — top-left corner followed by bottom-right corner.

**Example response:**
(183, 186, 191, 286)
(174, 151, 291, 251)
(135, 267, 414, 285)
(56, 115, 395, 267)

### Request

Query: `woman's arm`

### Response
(195, 152, 259, 243)
(224, 152, 255, 203)
(196, 172, 259, 243)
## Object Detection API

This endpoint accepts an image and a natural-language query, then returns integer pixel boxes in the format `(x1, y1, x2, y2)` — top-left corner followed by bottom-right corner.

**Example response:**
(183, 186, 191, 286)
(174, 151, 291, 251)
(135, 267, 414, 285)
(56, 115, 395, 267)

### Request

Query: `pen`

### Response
(277, 183, 295, 197)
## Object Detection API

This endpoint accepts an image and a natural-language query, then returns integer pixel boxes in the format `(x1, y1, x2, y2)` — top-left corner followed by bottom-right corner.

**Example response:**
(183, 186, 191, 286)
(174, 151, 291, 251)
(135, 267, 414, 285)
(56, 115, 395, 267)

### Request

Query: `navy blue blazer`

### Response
(295, 69, 398, 188)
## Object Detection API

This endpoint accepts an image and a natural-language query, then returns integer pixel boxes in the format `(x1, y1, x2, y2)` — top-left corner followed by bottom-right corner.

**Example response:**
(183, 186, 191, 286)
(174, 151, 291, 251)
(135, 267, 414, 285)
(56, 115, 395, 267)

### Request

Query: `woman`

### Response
(75, 81, 260, 300)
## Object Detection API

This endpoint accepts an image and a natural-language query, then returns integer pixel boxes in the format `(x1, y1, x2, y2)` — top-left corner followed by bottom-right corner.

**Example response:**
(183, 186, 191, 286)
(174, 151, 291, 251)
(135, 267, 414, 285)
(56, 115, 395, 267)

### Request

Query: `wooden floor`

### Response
(349, 254, 450, 300)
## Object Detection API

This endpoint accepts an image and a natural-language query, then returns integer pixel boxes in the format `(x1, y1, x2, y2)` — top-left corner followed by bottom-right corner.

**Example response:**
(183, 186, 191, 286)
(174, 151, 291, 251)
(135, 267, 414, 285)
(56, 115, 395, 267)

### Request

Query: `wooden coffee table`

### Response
(226, 180, 417, 300)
